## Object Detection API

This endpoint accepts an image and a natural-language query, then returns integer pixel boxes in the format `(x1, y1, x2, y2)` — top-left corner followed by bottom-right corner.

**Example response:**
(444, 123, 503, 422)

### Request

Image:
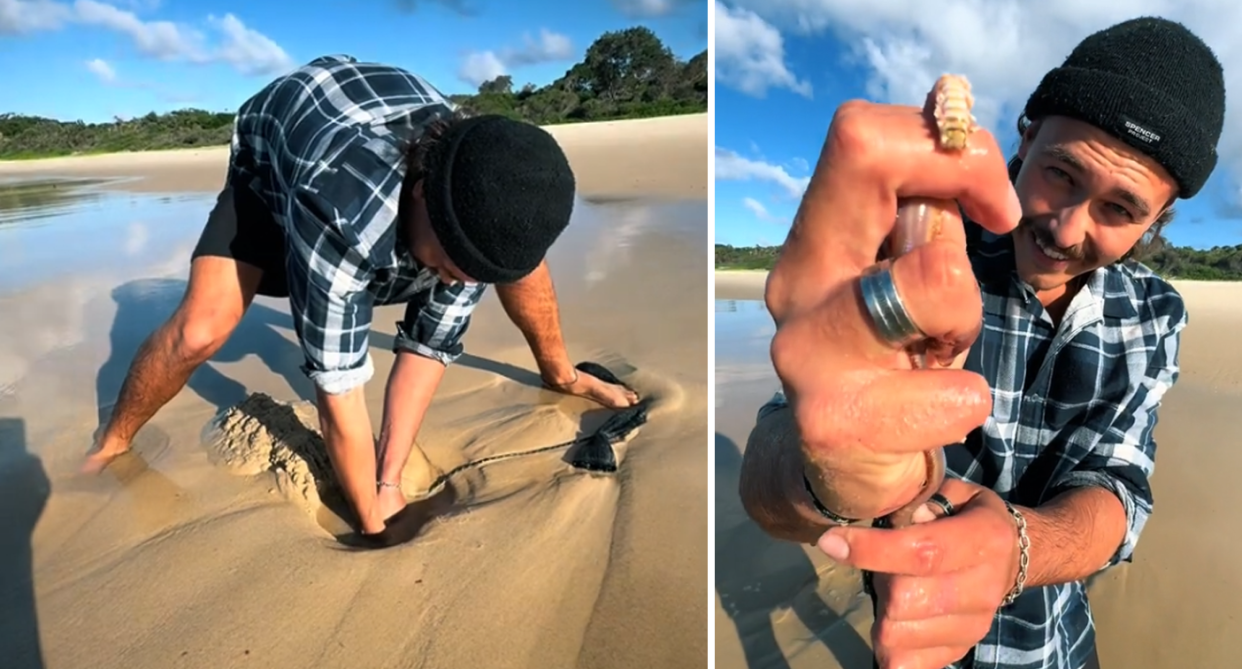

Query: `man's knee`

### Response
(169, 256, 260, 362)
(170, 309, 239, 363)
(167, 292, 244, 364)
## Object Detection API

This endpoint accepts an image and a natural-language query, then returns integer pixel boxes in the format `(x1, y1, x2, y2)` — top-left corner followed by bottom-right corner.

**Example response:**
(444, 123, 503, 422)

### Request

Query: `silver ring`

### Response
(859, 265, 925, 347)
(927, 492, 955, 517)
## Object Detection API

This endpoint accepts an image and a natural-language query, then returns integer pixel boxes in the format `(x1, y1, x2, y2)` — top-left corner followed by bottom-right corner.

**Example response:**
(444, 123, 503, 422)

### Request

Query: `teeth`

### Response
(1035, 235, 1069, 261)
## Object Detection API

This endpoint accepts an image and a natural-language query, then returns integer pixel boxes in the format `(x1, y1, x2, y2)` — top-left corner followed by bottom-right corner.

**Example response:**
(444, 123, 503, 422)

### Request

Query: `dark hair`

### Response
(401, 106, 473, 183)
(1008, 114, 1175, 263)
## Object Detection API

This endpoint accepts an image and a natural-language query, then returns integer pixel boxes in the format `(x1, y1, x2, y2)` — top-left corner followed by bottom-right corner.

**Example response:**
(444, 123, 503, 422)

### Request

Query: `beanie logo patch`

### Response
(1121, 116, 1162, 146)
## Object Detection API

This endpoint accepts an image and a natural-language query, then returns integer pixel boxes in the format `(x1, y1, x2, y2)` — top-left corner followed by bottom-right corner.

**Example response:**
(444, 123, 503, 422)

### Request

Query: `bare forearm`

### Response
(377, 351, 445, 482)
(1018, 486, 1128, 588)
(738, 406, 925, 543)
(494, 260, 575, 384)
(317, 386, 379, 525)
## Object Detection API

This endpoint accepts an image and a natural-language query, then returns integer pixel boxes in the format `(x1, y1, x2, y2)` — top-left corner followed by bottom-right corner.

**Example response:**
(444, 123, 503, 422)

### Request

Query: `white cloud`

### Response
(75, 0, 200, 59)
(1, 0, 291, 76)
(0, 0, 71, 33)
(392, 0, 476, 15)
(505, 28, 573, 66)
(742, 196, 780, 222)
(716, 146, 810, 198)
(85, 57, 116, 82)
(459, 51, 506, 87)
(610, 0, 700, 17)
(208, 13, 293, 76)
(729, 0, 1242, 207)
(714, 0, 811, 98)
(458, 28, 574, 87)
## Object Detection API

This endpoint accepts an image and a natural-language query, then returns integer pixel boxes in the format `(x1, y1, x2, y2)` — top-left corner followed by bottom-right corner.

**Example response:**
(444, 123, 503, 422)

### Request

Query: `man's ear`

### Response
(1016, 118, 1042, 161)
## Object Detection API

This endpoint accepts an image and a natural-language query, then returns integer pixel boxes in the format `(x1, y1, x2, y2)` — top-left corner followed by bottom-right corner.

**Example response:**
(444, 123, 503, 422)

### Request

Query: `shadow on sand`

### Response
(96, 277, 551, 425)
(94, 276, 633, 542)
(0, 417, 50, 669)
(714, 432, 873, 669)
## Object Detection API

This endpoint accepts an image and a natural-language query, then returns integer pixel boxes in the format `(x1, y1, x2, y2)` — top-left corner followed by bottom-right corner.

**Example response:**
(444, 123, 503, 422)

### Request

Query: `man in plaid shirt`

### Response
(82, 55, 639, 539)
(737, 17, 1223, 669)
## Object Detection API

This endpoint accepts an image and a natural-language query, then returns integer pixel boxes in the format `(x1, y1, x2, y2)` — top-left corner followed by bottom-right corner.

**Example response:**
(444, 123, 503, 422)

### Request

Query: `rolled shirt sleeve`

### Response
(392, 279, 486, 366)
(1049, 302, 1187, 568)
(286, 186, 379, 395)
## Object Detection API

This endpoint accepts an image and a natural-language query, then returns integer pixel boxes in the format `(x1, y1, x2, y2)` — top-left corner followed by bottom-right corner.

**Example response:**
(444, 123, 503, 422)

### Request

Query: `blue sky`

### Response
(713, 1, 1242, 251)
(0, 0, 706, 122)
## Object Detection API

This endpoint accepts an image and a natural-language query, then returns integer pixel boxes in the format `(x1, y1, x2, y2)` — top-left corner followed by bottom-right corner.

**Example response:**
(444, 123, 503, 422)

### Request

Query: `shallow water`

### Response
(0, 177, 707, 435)
(0, 179, 215, 294)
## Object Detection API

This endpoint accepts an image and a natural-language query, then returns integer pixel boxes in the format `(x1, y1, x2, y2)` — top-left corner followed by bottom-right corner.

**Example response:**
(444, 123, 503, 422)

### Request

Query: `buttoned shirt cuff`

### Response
(304, 352, 375, 395)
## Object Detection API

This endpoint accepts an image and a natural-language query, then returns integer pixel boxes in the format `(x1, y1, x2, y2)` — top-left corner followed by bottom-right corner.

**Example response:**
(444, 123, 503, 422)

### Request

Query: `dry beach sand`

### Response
(714, 269, 1242, 669)
(0, 113, 708, 669)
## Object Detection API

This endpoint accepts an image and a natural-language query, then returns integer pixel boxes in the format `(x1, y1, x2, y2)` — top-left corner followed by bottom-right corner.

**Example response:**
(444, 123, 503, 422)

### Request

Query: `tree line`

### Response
(0, 26, 705, 160)
(716, 241, 1242, 281)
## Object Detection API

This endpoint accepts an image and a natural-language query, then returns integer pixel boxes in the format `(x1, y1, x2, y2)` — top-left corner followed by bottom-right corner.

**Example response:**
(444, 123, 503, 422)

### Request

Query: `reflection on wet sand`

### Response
(0, 177, 110, 217)
(713, 299, 877, 669)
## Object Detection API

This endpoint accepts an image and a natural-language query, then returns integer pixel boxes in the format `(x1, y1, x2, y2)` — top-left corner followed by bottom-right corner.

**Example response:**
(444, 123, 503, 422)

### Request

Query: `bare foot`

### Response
(376, 484, 407, 522)
(80, 444, 129, 475)
(547, 371, 640, 409)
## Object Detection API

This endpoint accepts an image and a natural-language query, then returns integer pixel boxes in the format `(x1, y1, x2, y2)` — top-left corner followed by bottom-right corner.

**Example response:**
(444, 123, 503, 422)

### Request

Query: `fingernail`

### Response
(818, 531, 850, 561)
(1008, 184, 1023, 227)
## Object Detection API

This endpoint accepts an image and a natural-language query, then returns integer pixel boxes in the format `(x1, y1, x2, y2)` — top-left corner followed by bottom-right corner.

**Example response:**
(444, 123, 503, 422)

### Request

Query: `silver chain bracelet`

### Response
(1000, 501, 1030, 607)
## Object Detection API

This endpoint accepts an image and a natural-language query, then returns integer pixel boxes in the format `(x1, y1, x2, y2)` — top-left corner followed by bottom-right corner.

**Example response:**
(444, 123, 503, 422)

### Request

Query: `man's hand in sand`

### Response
(815, 479, 1022, 669)
(763, 99, 1021, 520)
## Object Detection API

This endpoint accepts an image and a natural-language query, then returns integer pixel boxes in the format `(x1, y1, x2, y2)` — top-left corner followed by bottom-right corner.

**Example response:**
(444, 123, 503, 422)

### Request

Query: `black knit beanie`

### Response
(1023, 16, 1225, 199)
(423, 114, 576, 284)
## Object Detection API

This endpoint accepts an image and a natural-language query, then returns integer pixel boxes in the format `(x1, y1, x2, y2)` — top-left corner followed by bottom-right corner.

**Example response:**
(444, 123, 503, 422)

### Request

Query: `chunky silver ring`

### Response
(859, 264, 925, 348)
(927, 492, 955, 517)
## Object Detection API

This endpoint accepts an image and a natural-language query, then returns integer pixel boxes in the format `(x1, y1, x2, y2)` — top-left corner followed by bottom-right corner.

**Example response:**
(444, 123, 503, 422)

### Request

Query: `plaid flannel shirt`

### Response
(758, 222, 1187, 669)
(228, 54, 486, 394)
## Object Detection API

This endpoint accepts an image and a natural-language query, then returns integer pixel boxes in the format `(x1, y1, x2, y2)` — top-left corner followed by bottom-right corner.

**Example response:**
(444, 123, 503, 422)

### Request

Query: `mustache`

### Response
(1018, 217, 1087, 261)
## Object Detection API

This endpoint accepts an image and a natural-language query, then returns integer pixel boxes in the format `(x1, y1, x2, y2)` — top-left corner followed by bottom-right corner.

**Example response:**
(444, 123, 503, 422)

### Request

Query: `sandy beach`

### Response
(714, 269, 1242, 668)
(0, 114, 708, 669)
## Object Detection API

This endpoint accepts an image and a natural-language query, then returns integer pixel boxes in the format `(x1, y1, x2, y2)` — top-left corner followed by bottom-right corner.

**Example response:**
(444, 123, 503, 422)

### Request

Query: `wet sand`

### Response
(0, 114, 708, 669)
(713, 269, 1242, 669)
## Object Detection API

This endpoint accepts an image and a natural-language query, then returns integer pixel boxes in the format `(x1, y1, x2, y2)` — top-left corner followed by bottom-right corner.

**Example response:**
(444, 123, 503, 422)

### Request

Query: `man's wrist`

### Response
(999, 501, 1031, 607)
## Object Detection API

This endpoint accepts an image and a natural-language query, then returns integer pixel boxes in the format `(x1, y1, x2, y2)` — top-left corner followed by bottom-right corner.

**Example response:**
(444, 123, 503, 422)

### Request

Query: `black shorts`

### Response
(191, 181, 290, 298)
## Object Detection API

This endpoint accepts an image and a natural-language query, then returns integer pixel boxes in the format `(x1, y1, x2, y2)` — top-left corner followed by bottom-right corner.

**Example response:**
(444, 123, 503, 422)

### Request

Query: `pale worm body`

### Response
(880, 73, 976, 529)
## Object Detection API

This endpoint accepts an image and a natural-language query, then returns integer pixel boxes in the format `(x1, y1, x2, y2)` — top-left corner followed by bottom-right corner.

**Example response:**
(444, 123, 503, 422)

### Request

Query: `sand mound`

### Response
(202, 392, 337, 512)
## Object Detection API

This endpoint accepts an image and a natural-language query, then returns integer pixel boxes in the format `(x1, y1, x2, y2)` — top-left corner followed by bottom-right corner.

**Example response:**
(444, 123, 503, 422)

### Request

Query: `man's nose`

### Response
(1049, 204, 1089, 249)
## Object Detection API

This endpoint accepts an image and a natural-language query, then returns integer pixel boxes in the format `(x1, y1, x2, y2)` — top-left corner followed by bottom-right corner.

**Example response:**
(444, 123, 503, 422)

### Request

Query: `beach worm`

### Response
(879, 73, 976, 530)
